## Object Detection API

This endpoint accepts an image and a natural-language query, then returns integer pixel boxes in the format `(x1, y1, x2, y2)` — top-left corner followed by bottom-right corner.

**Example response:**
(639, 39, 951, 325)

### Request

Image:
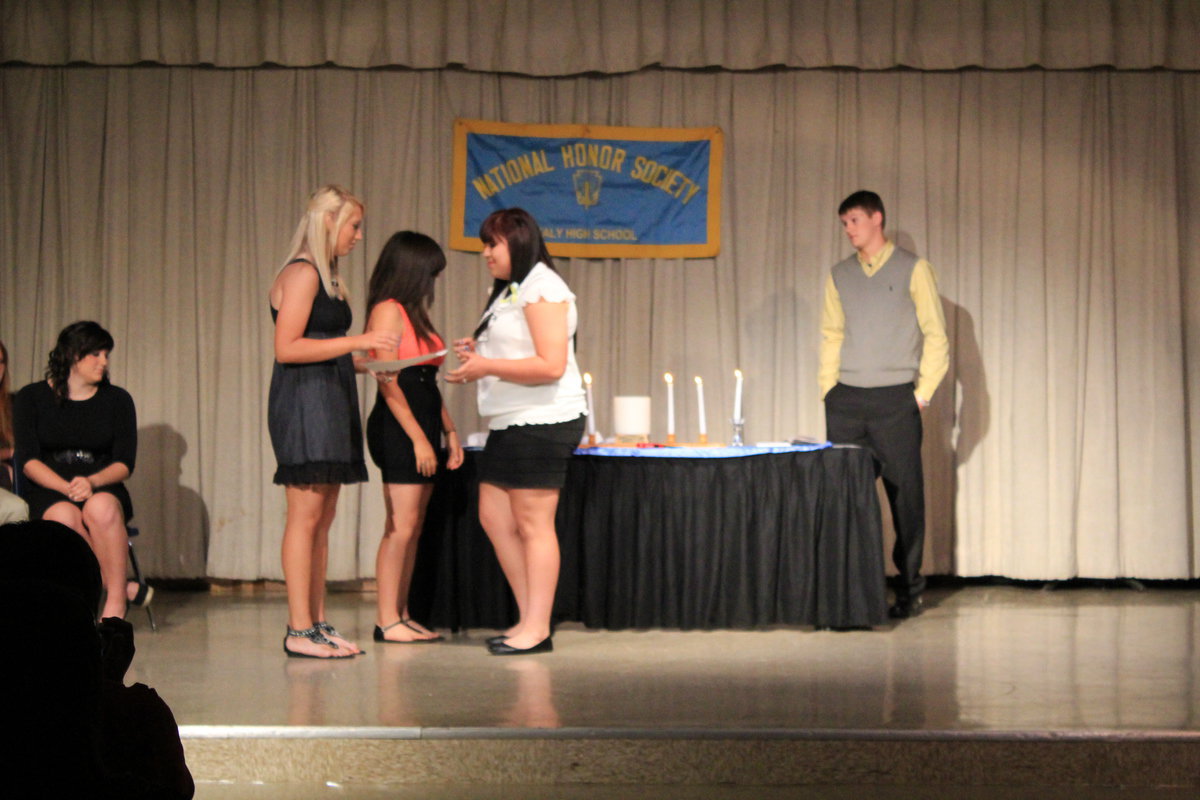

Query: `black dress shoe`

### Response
(487, 636, 553, 656)
(128, 579, 154, 608)
(888, 595, 924, 619)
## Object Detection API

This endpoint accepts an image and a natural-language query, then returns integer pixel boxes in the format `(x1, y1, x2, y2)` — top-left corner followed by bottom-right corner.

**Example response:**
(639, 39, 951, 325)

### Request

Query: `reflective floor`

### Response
(129, 583, 1200, 736)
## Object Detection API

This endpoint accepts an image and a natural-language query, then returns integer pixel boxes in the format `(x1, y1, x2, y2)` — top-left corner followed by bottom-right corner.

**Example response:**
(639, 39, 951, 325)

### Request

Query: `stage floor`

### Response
(138, 582, 1200, 734)
(125, 582, 1200, 797)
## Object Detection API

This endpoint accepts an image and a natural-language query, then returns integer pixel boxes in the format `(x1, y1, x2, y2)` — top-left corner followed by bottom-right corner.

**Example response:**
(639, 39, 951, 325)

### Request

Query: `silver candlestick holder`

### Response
(730, 418, 745, 447)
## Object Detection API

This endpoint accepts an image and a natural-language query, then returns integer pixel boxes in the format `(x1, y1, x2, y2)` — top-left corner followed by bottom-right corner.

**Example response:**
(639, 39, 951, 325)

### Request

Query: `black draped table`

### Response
(408, 444, 887, 631)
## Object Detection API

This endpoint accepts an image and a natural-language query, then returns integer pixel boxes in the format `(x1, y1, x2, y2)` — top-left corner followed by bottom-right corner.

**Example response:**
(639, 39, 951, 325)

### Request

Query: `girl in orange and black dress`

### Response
(364, 231, 463, 644)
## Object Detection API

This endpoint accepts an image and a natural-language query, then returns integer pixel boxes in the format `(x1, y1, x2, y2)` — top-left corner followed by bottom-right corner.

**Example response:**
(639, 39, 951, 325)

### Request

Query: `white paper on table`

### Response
(364, 350, 448, 371)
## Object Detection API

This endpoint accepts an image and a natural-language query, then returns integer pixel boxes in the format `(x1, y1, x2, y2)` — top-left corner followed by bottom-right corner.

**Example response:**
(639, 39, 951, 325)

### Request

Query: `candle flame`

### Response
(664, 372, 673, 384)
(694, 375, 703, 386)
(734, 368, 743, 379)
(583, 372, 593, 385)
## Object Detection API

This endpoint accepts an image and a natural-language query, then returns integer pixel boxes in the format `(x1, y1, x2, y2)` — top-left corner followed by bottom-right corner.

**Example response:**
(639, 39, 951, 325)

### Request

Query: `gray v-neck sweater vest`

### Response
(831, 246, 922, 388)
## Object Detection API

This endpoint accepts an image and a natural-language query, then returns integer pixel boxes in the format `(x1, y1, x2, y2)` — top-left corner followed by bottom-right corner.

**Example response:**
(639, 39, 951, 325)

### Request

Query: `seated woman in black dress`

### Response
(364, 231, 464, 643)
(13, 321, 148, 620)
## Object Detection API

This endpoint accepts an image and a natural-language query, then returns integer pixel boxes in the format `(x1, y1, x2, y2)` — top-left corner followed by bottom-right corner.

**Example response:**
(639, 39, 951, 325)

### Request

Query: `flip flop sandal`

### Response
(284, 625, 353, 659)
(401, 616, 444, 642)
(373, 619, 442, 644)
(313, 620, 362, 653)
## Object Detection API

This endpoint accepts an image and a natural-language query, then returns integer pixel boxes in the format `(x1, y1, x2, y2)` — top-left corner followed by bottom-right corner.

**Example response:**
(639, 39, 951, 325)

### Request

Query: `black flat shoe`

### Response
(486, 635, 508, 645)
(487, 636, 553, 656)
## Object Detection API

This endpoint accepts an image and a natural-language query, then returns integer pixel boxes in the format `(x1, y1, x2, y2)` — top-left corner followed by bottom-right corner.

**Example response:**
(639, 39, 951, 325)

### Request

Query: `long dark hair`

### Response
(45, 321, 114, 403)
(475, 208, 557, 338)
(365, 231, 445, 348)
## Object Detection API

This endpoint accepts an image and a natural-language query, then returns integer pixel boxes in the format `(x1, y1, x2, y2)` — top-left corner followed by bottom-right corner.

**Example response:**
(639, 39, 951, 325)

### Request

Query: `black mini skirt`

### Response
(478, 415, 586, 490)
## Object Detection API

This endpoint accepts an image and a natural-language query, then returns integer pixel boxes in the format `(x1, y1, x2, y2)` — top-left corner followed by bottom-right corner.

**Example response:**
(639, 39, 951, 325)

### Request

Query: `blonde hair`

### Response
(278, 185, 364, 298)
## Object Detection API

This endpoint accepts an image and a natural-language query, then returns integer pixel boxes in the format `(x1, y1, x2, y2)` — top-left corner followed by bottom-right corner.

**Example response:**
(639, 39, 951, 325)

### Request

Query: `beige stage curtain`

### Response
(2, 0, 1199, 72)
(2, 65, 1199, 581)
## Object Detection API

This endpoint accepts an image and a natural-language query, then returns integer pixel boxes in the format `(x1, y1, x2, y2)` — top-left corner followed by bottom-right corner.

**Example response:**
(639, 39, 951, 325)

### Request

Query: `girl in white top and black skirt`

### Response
(448, 208, 586, 655)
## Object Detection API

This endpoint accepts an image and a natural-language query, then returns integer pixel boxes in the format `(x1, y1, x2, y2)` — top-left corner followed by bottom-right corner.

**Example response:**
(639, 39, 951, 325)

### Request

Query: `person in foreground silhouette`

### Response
(1, 520, 194, 798)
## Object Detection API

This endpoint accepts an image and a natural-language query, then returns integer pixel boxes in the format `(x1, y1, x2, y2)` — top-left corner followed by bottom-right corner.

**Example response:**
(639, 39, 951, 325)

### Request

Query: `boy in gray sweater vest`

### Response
(819, 191, 948, 619)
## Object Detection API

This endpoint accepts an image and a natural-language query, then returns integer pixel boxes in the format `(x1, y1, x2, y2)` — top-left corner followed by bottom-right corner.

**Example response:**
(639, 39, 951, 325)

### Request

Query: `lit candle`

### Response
(583, 372, 596, 439)
(694, 375, 707, 438)
(664, 373, 675, 439)
(733, 368, 744, 421)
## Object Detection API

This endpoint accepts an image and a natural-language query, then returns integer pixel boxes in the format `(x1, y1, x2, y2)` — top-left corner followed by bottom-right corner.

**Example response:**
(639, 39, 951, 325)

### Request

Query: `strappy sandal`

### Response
(401, 616, 444, 642)
(373, 618, 442, 644)
(314, 620, 362, 654)
(284, 626, 353, 659)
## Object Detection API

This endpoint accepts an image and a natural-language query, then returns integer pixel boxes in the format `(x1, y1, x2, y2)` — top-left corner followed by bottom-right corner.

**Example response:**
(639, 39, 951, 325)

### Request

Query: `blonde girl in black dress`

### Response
(269, 185, 399, 659)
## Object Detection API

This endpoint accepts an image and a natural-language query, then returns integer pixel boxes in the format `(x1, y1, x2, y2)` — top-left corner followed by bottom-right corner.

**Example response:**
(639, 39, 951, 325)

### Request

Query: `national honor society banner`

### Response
(451, 119, 723, 258)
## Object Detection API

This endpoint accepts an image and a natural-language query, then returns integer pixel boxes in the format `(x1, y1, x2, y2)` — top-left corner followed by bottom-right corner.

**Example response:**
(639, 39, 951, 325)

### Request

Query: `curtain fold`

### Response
(3, 0, 1199, 72)
(2, 64, 1198, 581)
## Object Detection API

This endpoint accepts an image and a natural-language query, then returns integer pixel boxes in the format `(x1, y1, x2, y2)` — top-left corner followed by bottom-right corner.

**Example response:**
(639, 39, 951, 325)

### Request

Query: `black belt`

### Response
(52, 449, 96, 465)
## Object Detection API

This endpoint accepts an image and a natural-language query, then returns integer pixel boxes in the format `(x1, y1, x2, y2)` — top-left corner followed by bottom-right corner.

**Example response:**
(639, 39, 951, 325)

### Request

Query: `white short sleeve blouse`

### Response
(475, 263, 588, 430)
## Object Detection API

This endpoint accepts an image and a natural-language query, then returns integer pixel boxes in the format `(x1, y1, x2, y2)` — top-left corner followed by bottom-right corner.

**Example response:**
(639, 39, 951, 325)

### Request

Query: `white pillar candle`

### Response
(733, 368, 744, 420)
(583, 372, 596, 437)
(694, 376, 707, 437)
(613, 396, 652, 436)
(664, 372, 675, 436)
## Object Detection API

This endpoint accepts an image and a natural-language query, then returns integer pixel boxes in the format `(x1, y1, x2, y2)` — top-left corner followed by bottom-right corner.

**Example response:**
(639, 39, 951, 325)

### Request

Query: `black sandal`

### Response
(373, 618, 442, 644)
(283, 626, 353, 659)
(128, 579, 154, 608)
(314, 620, 362, 654)
(400, 616, 444, 642)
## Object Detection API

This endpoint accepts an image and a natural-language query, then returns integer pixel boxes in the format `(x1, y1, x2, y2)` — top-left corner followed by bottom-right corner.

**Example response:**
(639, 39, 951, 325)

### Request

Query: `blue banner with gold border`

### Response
(451, 120, 722, 258)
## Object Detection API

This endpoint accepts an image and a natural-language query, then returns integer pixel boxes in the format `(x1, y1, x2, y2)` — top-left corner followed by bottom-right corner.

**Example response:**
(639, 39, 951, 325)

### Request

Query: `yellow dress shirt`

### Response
(819, 240, 949, 402)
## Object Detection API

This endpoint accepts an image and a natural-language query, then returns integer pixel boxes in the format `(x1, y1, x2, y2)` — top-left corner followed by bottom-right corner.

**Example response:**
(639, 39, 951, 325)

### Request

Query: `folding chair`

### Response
(125, 523, 157, 631)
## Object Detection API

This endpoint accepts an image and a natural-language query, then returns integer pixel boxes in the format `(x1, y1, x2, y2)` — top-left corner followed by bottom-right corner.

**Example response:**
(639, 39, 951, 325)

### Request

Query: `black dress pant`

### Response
(824, 382, 925, 599)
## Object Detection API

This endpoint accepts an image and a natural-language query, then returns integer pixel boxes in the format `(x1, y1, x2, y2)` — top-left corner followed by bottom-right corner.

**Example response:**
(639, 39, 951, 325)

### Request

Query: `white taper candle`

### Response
(664, 372, 675, 436)
(583, 372, 596, 436)
(733, 368, 744, 420)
